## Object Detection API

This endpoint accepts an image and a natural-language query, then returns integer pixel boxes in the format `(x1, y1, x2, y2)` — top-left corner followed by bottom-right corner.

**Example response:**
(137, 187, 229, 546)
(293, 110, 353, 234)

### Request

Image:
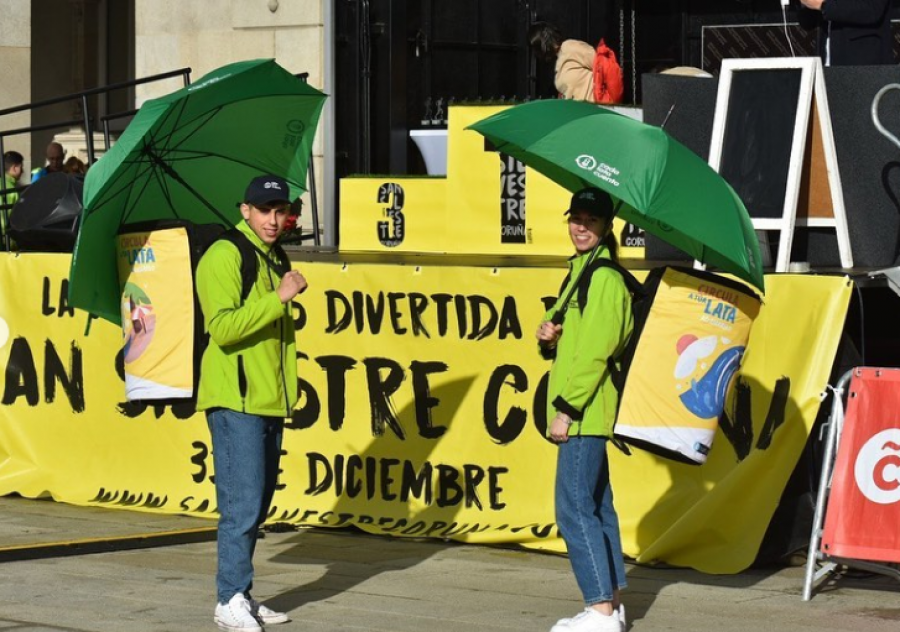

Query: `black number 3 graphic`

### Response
(377, 183, 405, 247)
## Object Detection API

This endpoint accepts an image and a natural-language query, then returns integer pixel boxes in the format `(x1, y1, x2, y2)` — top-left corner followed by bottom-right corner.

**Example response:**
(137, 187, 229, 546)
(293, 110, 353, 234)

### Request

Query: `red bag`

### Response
(592, 39, 624, 104)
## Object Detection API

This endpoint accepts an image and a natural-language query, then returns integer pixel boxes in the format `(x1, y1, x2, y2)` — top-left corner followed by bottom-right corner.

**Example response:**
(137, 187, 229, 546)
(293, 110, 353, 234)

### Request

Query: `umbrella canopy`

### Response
(467, 100, 764, 292)
(69, 58, 327, 324)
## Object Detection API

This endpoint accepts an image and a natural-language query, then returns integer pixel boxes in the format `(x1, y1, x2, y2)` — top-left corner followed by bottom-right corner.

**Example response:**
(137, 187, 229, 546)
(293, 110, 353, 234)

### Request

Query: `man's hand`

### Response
(549, 412, 572, 443)
(277, 269, 307, 303)
(536, 320, 563, 348)
(799, 0, 824, 10)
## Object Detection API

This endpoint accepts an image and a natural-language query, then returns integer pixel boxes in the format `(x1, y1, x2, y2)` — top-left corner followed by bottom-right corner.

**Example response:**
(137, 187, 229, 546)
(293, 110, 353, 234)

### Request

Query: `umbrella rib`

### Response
(119, 160, 176, 225)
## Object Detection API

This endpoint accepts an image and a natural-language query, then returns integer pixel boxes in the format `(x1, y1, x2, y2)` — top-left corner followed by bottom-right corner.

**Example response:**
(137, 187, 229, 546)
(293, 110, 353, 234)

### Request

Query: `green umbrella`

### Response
(467, 100, 764, 292)
(69, 58, 327, 324)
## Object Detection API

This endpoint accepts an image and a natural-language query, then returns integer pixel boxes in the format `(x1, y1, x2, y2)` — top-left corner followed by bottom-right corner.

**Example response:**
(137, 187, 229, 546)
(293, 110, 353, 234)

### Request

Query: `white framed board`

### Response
(708, 57, 852, 272)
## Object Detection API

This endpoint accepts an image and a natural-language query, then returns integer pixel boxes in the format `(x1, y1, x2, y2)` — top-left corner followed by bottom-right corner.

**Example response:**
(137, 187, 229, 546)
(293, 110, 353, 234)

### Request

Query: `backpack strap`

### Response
(216, 229, 292, 304)
(575, 258, 646, 391)
(576, 258, 644, 313)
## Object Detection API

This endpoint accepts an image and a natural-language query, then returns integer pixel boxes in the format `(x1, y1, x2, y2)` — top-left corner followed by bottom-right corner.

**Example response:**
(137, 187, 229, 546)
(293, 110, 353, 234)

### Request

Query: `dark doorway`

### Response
(334, 0, 621, 182)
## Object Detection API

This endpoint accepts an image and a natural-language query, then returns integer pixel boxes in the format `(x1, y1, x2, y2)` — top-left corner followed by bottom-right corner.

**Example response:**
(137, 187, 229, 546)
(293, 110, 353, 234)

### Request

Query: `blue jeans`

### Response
(555, 436, 627, 605)
(208, 408, 284, 605)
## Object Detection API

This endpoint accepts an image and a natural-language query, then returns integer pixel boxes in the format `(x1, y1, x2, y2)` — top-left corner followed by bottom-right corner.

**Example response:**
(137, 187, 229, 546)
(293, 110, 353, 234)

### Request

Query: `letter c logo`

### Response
(854, 429, 900, 504)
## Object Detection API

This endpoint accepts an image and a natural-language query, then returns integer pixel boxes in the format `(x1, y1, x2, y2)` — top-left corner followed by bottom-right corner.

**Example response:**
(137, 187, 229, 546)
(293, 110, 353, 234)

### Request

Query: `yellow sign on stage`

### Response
(339, 105, 644, 260)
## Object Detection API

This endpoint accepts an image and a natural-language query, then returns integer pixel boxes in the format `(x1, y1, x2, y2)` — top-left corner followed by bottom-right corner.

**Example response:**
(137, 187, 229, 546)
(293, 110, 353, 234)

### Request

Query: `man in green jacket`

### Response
(196, 174, 307, 632)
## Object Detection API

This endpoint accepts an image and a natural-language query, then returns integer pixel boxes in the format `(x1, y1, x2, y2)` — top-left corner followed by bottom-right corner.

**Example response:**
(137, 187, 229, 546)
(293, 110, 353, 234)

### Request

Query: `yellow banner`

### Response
(0, 255, 850, 572)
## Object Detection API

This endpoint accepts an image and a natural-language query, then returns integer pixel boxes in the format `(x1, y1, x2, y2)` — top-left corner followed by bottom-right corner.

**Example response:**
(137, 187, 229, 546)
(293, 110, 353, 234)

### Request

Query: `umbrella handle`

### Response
(871, 83, 900, 151)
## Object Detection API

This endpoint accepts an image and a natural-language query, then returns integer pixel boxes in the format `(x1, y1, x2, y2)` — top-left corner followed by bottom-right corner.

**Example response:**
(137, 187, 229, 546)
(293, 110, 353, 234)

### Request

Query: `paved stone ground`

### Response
(1, 495, 899, 631)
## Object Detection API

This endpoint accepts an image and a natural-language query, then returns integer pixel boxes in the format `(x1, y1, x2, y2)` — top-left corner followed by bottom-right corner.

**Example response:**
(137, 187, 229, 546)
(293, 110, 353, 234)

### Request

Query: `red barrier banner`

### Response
(822, 368, 900, 563)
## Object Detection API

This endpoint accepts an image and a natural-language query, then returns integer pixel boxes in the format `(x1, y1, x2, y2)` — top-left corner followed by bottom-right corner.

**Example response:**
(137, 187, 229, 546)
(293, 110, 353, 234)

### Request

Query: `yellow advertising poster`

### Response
(0, 254, 849, 573)
(616, 268, 761, 464)
(117, 226, 195, 400)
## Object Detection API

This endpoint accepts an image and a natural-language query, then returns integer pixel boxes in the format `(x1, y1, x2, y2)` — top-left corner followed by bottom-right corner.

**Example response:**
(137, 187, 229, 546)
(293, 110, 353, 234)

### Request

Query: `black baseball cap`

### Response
(565, 187, 615, 219)
(243, 174, 291, 207)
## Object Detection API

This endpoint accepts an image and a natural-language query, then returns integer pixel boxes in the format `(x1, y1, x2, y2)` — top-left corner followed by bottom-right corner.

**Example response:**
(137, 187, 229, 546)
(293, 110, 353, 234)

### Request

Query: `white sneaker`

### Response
(249, 598, 289, 625)
(550, 607, 621, 632)
(553, 605, 626, 632)
(214, 594, 263, 632)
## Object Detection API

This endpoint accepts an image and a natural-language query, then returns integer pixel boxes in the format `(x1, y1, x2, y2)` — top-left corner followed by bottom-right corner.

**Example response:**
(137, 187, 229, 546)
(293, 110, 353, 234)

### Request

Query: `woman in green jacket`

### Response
(537, 187, 633, 632)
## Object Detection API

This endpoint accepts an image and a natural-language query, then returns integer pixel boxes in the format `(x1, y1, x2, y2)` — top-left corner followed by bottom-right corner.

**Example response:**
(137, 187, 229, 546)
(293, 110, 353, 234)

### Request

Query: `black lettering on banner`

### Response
(489, 466, 508, 510)
(355, 292, 382, 334)
(364, 357, 406, 438)
(377, 182, 405, 247)
(436, 464, 463, 507)
(408, 293, 430, 336)
(291, 299, 307, 331)
(325, 290, 352, 334)
(388, 292, 406, 334)
(90, 488, 169, 508)
(190, 441, 211, 483)
(2, 337, 40, 407)
(432, 293, 452, 336)
(454, 295, 467, 339)
(499, 154, 526, 244)
(288, 351, 323, 430)
(272, 508, 554, 540)
(483, 364, 529, 445)
(179, 496, 213, 513)
(409, 360, 448, 439)
(307, 354, 355, 430)
(401, 460, 433, 504)
(380, 457, 400, 501)
(41, 277, 76, 318)
(303, 452, 507, 510)
(0, 338, 83, 411)
(498, 297, 523, 339)
(324, 291, 521, 341)
(276, 447, 287, 491)
(720, 376, 791, 461)
(468, 296, 497, 341)
(533, 371, 550, 438)
(43, 340, 84, 412)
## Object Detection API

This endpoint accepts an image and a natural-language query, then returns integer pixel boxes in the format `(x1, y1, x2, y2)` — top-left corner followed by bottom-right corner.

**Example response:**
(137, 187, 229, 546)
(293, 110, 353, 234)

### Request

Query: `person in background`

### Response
(2, 150, 24, 242)
(536, 187, 633, 632)
(31, 141, 66, 183)
(196, 174, 307, 632)
(63, 156, 87, 176)
(529, 21, 597, 102)
(2, 150, 24, 210)
(799, 0, 893, 66)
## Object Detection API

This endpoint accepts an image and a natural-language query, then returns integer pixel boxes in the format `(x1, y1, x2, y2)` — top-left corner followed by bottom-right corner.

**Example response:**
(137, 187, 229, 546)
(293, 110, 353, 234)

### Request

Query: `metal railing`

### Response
(0, 68, 192, 250)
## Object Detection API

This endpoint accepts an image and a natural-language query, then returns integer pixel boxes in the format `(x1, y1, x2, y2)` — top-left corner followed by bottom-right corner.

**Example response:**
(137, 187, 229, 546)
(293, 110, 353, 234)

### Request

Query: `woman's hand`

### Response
(550, 412, 573, 443)
(536, 320, 563, 348)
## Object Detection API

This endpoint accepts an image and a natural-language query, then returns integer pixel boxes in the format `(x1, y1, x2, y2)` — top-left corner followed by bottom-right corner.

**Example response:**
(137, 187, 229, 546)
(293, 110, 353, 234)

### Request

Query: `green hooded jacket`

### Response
(195, 220, 298, 417)
(543, 247, 634, 437)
